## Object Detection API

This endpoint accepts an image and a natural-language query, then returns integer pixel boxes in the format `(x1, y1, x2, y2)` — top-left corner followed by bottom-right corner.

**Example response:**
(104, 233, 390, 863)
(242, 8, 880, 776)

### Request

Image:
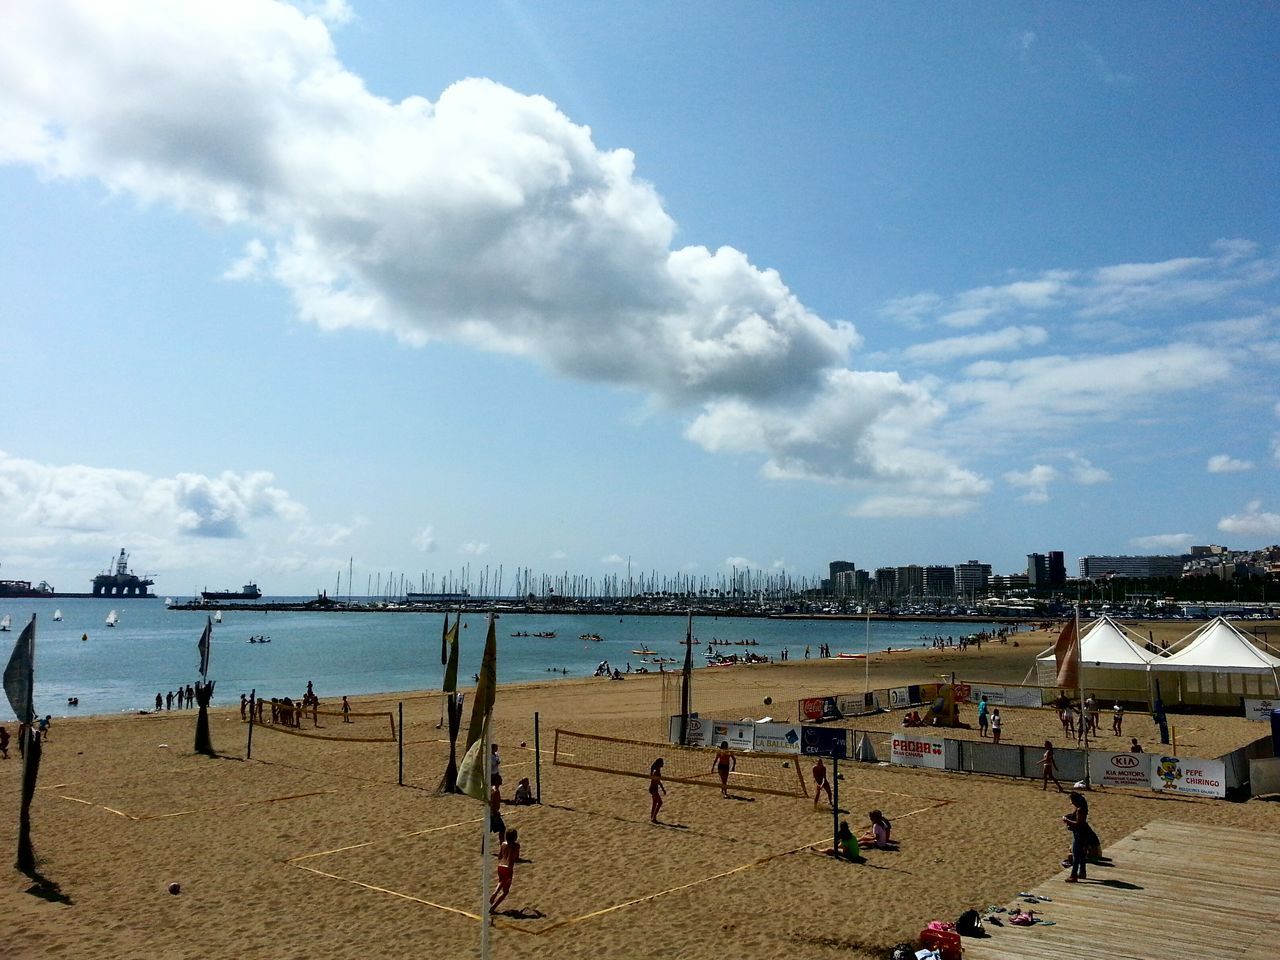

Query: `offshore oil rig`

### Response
(92, 549, 155, 597)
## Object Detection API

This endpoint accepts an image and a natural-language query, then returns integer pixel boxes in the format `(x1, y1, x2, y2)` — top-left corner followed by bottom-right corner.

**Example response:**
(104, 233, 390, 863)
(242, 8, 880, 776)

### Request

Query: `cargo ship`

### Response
(0, 578, 56, 598)
(201, 583, 262, 602)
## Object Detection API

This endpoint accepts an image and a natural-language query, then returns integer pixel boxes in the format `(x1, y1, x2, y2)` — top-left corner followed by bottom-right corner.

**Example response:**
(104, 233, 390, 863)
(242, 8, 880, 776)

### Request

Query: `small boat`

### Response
(105, 610, 119, 628)
(510, 631, 530, 638)
(533, 631, 557, 638)
(0, 614, 10, 631)
(679, 638, 700, 645)
(631, 648, 658, 655)
(52, 609, 63, 622)
(836, 653, 865, 660)
(213, 611, 223, 623)
(579, 633, 604, 641)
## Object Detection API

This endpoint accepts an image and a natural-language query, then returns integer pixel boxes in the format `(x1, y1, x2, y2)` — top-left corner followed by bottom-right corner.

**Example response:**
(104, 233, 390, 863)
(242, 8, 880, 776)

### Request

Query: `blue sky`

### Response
(1, 1, 1277, 596)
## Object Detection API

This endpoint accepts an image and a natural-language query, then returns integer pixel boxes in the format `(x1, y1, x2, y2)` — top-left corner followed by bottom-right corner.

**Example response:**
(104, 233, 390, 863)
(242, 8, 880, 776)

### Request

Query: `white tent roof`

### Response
(1149, 617, 1280, 674)
(1035, 615, 1159, 670)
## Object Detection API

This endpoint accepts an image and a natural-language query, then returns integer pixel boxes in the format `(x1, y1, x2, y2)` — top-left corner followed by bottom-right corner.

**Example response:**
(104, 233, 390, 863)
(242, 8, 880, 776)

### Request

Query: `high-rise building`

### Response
(954, 561, 991, 600)
(895, 565, 924, 598)
(853, 570, 871, 598)
(1048, 551, 1066, 587)
(924, 565, 956, 598)
(828, 560, 856, 596)
(1027, 553, 1049, 589)
(874, 567, 897, 597)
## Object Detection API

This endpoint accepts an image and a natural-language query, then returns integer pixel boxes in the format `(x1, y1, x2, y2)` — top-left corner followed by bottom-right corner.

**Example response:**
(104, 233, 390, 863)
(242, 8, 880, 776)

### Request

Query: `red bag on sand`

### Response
(920, 925, 963, 960)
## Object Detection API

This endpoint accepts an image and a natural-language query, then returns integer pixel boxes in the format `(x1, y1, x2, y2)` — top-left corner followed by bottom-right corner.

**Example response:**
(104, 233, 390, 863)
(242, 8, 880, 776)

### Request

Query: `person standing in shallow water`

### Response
(649, 758, 666, 822)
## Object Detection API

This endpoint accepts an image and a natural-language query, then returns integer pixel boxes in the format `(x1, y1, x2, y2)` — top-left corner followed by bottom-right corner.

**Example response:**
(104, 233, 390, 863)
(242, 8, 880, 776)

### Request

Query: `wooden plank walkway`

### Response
(964, 820, 1280, 960)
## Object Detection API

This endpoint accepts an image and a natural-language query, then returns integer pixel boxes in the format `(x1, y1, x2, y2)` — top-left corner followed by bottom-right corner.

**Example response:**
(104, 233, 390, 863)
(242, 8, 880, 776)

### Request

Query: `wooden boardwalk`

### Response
(964, 820, 1280, 960)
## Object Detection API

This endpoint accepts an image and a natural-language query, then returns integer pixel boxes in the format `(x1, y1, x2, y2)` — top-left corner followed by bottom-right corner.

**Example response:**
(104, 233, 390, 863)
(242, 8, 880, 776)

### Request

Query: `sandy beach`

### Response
(4, 623, 1278, 960)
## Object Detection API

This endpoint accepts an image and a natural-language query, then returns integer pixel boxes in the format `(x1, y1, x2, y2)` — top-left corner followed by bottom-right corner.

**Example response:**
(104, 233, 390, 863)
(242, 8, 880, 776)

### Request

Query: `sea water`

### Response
(0, 597, 1000, 718)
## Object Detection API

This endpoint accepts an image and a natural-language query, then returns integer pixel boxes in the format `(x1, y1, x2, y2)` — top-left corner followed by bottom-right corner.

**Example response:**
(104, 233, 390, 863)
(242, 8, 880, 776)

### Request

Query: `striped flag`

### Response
(463, 614, 497, 754)
(4, 615, 35, 724)
(443, 615, 461, 694)
(1054, 617, 1079, 689)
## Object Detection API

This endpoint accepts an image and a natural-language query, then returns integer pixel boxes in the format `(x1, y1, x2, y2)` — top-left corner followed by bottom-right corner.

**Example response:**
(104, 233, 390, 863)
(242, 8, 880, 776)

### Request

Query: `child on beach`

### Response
(834, 821, 863, 861)
(342, 696, 351, 723)
(649, 758, 666, 822)
(860, 810, 896, 849)
(990, 708, 1002, 744)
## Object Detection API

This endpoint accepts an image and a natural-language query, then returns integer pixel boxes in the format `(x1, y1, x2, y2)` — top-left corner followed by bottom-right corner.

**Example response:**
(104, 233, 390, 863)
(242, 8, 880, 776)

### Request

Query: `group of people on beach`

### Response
(154, 686, 196, 711)
(485, 742, 536, 919)
(0, 717, 52, 759)
(235, 682, 343, 727)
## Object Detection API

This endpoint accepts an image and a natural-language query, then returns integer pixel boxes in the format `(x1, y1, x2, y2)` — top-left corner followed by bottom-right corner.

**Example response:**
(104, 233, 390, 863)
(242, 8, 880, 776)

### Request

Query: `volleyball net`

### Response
(553, 729, 807, 798)
(248, 703, 397, 743)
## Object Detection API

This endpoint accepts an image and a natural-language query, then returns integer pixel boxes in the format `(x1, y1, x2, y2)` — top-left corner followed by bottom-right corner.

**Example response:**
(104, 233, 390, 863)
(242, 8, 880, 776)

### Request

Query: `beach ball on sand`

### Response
(167, 882, 181, 895)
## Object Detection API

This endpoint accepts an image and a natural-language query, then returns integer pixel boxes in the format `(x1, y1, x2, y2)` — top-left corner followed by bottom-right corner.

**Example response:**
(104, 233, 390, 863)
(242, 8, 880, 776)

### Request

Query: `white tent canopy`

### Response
(1035, 616, 1158, 697)
(1149, 617, 1280, 701)
(1151, 617, 1280, 674)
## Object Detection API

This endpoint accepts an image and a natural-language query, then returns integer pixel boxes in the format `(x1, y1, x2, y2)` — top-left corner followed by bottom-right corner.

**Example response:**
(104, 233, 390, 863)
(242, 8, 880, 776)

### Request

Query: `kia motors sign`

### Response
(890, 734, 945, 769)
(1088, 751, 1151, 789)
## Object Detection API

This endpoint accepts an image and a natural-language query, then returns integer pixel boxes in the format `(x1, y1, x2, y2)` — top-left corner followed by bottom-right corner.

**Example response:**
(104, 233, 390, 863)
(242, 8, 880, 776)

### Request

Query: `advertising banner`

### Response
(1150, 755, 1226, 798)
(970, 686, 1005, 706)
(1089, 751, 1151, 789)
(889, 687, 913, 709)
(1003, 686, 1043, 708)
(711, 720, 755, 752)
(799, 696, 841, 722)
(668, 714, 711, 747)
(800, 725, 848, 758)
(890, 733, 945, 769)
(1244, 698, 1276, 721)
(836, 692, 876, 716)
(753, 722, 801, 754)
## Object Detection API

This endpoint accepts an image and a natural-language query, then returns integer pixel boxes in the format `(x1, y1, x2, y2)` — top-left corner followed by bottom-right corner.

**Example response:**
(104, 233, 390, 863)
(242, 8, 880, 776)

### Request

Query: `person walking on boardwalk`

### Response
(1040, 740, 1063, 792)
(649, 758, 666, 822)
(812, 756, 833, 808)
(713, 741, 735, 798)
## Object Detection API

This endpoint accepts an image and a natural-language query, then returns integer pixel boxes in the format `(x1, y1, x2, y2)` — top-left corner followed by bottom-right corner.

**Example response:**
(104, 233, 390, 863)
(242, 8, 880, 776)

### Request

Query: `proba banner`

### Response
(890, 733, 945, 769)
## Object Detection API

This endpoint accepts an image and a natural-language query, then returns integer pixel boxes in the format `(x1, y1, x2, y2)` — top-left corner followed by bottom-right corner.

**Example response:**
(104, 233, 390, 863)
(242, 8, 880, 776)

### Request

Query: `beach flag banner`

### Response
(1054, 617, 1079, 689)
(456, 719, 489, 800)
(679, 611, 693, 745)
(4, 616, 36, 724)
(463, 615, 497, 755)
(197, 616, 212, 680)
(441, 614, 463, 792)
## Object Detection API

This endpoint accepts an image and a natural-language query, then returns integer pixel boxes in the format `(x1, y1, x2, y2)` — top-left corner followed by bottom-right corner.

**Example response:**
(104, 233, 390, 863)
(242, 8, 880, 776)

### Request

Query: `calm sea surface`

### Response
(1, 597, 1000, 718)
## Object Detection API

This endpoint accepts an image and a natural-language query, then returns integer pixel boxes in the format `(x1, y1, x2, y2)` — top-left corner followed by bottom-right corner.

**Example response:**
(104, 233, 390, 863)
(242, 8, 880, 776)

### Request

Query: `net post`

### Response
(831, 753, 839, 855)
(398, 702, 404, 786)
(247, 688, 256, 760)
(534, 711, 542, 804)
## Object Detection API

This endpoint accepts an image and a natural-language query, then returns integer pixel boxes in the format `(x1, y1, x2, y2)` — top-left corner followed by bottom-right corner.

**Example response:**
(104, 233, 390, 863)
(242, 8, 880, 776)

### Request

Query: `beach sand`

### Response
(3, 623, 1278, 959)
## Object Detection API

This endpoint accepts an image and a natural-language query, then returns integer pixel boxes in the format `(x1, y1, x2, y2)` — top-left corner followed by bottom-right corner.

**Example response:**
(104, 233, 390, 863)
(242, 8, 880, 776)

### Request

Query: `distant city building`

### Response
(924, 565, 956, 598)
(990, 573, 1030, 593)
(853, 569, 871, 597)
(1048, 551, 1066, 587)
(1027, 553, 1049, 589)
(1078, 555, 1186, 579)
(874, 567, 897, 597)
(828, 560, 857, 596)
(895, 564, 924, 598)
(954, 561, 991, 599)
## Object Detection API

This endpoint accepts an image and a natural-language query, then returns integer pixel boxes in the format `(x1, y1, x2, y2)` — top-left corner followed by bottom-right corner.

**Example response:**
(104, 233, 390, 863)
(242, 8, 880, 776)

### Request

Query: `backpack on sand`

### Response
(956, 908, 984, 936)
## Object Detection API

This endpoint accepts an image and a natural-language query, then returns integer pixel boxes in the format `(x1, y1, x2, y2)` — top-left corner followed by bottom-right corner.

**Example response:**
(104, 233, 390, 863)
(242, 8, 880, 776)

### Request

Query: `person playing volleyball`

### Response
(489, 828, 520, 919)
(649, 758, 666, 822)
(713, 741, 735, 798)
(812, 756, 833, 808)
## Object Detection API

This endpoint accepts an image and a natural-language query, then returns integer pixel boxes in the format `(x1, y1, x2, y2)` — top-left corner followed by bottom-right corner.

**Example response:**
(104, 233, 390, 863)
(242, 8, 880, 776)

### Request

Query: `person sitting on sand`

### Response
(833, 820, 863, 861)
(860, 810, 897, 849)
(812, 757, 833, 809)
(513, 777, 534, 805)
(649, 758, 666, 822)
(489, 828, 520, 918)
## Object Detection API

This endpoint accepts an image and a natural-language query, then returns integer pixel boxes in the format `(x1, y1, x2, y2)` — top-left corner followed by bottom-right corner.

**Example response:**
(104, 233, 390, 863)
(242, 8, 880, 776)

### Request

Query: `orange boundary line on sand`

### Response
(56, 789, 337, 822)
(292, 864, 483, 920)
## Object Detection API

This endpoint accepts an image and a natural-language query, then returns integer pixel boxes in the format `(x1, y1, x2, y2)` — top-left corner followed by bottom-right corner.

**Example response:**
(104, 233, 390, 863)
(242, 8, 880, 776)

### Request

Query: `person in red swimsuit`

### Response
(489, 828, 520, 918)
(812, 756, 833, 809)
(713, 742, 735, 798)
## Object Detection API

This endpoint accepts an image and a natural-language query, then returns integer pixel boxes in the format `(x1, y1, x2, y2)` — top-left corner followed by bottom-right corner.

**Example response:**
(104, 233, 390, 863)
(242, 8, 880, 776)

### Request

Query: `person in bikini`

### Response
(649, 758, 667, 822)
(713, 741, 735, 798)
(812, 756, 833, 808)
(489, 828, 520, 919)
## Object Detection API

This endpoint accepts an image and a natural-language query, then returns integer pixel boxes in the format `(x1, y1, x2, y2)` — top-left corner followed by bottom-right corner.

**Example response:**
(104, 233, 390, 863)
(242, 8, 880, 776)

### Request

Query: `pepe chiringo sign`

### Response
(1150, 755, 1226, 798)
